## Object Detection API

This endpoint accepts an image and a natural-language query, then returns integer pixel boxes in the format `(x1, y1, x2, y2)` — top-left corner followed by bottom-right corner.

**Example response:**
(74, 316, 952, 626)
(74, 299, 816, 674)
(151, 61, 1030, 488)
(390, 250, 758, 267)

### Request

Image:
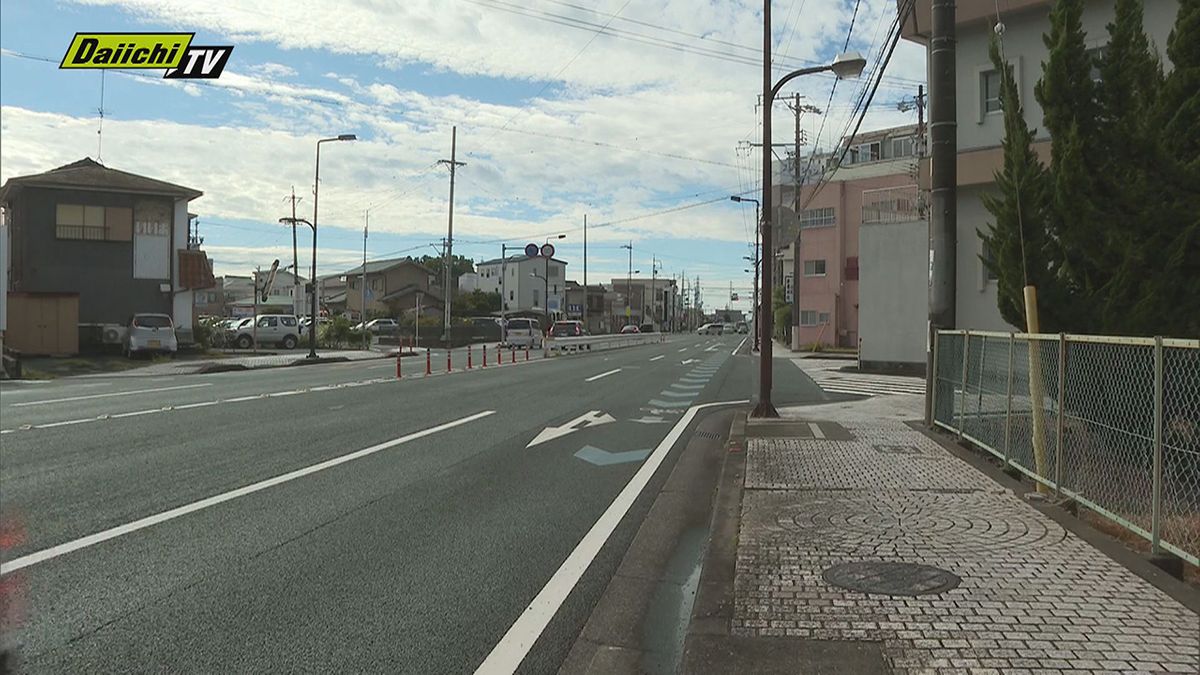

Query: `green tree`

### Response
(979, 37, 1068, 331)
(418, 254, 475, 283)
(452, 290, 501, 315)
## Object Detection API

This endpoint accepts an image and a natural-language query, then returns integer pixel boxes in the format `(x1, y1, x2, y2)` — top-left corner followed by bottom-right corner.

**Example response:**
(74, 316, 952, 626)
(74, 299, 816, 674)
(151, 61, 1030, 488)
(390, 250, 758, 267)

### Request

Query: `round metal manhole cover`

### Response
(822, 561, 960, 596)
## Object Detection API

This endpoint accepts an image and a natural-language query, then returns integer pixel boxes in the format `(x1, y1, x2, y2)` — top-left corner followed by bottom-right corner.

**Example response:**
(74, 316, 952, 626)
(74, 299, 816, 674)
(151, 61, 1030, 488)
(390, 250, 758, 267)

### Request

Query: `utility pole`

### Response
(438, 126, 466, 339)
(784, 94, 820, 352)
(286, 187, 302, 318)
(578, 213, 583, 329)
(927, 0, 957, 424)
(362, 209, 369, 350)
(756, 0, 778, 418)
(621, 241, 633, 326)
(650, 256, 658, 329)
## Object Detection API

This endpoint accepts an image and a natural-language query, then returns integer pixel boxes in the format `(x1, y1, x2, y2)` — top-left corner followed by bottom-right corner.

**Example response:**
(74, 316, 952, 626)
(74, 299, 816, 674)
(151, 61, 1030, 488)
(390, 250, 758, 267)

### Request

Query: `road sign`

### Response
(540, 243, 555, 258)
(525, 243, 539, 257)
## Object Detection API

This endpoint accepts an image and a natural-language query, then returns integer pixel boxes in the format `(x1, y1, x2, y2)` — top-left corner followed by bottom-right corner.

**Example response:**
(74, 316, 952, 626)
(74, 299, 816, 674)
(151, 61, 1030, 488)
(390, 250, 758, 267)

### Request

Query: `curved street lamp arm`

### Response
(769, 65, 833, 105)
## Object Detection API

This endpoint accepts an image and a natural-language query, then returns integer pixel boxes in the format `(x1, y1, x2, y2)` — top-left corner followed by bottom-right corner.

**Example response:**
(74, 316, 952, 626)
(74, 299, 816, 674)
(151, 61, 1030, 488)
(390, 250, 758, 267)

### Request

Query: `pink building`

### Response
(775, 124, 922, 349)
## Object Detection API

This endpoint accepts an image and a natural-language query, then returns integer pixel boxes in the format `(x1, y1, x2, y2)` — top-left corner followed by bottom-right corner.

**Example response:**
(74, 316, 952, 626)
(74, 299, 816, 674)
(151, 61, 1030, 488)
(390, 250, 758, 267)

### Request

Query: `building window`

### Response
(509, 290, 514, 301)
(891, 137, 914, 158)
(799, 207, 835, 229)
(548, 265, 560, 279)
(55, 204, 133, 241)
(533, 289, 541, 306)
(371, 278, 383, 291)
(803, 259, 827, 276)
(800, 310, 819, 326)
(981, 70, 1002, 114)
(818, 312, 830, 324)
(982, 241, 1000, 282)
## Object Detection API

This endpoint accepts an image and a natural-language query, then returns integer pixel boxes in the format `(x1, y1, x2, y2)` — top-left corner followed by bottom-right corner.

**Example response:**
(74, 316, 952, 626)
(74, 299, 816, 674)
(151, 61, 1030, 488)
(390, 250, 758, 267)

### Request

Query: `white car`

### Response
(501, 317, 543, 349)
(125, 313, 178, 357)
(697, 323, 722, 335)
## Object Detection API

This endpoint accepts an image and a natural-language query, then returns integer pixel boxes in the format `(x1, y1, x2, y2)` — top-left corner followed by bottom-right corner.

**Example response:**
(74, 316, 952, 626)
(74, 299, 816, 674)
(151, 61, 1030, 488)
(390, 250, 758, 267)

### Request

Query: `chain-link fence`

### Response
(933, 330, 1200, 567)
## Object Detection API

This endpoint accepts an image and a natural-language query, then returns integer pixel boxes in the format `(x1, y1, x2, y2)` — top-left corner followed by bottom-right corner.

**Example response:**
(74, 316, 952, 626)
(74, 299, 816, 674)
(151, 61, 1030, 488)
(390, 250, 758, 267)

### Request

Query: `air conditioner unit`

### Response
(102, 325, 127, 344)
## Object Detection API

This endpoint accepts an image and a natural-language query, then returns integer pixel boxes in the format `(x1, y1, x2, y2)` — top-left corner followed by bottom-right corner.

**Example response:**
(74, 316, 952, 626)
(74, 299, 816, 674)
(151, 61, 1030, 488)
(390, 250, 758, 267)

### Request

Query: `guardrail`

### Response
(544, 332, 666, 356)
(934, 329, 1200, 567)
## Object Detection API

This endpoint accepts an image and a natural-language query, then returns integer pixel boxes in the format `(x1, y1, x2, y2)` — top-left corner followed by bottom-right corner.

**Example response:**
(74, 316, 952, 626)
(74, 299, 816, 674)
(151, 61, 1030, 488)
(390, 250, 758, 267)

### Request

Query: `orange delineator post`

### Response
(525, 346, 529, 361)
(425, 348, 432, 376)
(468, 345, 473, 369)
(446, 349, 452, 372)
(482, 344, 488, 367)
(396, 351, 402, 379)
(511, 348, 516, 364)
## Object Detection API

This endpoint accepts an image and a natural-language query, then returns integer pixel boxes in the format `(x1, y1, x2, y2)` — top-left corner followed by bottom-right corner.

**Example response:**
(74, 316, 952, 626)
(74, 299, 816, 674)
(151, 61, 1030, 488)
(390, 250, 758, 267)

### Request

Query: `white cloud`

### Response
(246, 61, 298, 78)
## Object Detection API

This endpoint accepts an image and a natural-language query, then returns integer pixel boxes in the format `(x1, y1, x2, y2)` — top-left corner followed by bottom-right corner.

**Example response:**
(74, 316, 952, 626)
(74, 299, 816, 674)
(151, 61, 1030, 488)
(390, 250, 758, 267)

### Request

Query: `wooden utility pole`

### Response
(438, 126, 466, 339)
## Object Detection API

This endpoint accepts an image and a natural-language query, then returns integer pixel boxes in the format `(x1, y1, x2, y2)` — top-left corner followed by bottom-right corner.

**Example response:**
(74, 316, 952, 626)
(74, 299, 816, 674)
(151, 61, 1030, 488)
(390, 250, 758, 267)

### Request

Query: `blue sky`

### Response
(1, 0, 925, 311)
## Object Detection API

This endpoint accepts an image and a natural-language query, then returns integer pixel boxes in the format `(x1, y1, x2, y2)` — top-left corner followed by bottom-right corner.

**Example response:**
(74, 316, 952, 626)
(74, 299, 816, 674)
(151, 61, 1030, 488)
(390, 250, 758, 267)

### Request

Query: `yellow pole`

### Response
(1024, 285, 1051, 493)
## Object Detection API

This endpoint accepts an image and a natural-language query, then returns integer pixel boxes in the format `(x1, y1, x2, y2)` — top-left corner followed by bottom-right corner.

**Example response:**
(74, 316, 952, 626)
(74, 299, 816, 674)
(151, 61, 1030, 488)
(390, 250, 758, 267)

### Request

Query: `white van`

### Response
(501, 317, 543, 349)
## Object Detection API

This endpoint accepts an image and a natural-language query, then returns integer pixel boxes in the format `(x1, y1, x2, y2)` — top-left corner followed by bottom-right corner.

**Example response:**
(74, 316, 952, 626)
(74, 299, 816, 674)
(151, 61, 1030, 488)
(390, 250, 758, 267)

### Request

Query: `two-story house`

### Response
(342, 257, 441, 319)
(476, 255, 568, 319)
(0, 158, 213, 354)
(899, 0, 1179, 332)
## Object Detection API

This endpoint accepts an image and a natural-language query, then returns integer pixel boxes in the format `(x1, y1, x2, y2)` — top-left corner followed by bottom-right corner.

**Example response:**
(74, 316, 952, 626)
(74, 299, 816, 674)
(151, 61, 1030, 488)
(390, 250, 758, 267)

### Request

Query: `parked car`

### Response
(353, 318, 399, 334)
(298, 316, 330, 331)
(721, 323, 735, 334)
(619, 324, 640, 334)
(229, 314, 302, 349)
(124, 313, 178, 358)
(735, 321, 749, 334)
(697, 323, 722, 335)
(501, 317, 543, 349)
(549, 320, 586, 338)
(638, 323, 655, 334)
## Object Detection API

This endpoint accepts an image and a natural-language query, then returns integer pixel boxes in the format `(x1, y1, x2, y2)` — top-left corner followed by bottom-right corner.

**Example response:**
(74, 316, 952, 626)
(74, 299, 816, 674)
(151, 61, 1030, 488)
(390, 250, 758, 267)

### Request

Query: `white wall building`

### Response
(476, 255, 568, 317)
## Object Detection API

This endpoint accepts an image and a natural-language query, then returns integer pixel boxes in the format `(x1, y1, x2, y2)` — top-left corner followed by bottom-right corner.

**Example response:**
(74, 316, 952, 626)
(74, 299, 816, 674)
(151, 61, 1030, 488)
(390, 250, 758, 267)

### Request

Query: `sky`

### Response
(0, 0, 926, 313)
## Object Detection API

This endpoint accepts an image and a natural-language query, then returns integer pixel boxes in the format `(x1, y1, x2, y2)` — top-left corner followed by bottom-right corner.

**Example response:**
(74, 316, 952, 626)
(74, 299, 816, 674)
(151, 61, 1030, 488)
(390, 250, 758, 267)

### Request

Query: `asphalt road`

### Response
(0, 333, 827, 673)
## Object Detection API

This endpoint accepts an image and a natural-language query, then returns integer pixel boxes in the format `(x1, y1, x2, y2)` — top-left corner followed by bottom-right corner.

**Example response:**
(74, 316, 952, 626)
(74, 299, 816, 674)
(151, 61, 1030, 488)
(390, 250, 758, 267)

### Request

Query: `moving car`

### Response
(124, 313, 178, 358)
(229, 314, 302, 349)
(502, 317, 543, 349)
(697, 323, 722, 335)
(619, 324, 640, 334)
(735, 321, 749, 334)
(548, 320, 586, 338)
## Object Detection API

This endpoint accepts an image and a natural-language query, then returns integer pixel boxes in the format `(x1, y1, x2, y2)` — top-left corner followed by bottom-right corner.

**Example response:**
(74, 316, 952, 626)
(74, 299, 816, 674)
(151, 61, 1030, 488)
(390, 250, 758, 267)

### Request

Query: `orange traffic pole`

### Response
(396, 350, 402, 379)
(425, 348, 432, 376)
(511, 348, 516, 364)
(482, 344, 488, 367)
(447, 349, 452, 372)
(525, 346, 529, 361)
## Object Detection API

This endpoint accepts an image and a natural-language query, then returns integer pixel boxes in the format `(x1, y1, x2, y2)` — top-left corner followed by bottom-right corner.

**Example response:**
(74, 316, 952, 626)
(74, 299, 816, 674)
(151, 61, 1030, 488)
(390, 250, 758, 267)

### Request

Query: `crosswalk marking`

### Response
(791, 359, 925, 398)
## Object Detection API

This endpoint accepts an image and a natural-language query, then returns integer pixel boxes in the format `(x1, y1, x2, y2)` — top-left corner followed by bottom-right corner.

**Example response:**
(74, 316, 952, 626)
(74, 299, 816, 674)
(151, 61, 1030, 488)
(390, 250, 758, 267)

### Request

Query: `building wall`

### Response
(10, 187, 176, 324)
(859, 218, 928, 369)
(480, 257, 567, 314)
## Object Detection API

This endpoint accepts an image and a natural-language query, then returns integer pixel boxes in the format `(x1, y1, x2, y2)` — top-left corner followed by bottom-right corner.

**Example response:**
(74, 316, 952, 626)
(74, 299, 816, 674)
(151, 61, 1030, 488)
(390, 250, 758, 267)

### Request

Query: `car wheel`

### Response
(236, 334, 253, 349)
(282, 334, 298, 350)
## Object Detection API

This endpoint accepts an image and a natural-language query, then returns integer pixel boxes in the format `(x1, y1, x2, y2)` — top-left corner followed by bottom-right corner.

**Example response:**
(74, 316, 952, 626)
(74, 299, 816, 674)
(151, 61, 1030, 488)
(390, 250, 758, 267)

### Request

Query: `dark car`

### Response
(549, 320, 586, 337)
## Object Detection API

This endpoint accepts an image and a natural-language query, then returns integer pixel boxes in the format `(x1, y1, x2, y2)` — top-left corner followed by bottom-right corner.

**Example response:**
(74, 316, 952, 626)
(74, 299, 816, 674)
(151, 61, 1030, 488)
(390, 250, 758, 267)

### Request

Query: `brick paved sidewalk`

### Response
(732, 418, 1199, 674)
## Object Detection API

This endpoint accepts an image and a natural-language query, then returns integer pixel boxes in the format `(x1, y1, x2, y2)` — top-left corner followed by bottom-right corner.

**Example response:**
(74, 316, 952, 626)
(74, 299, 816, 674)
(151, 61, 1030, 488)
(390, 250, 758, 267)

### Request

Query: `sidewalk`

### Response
(684, 395, 1200, 674)
(79, 349, 391, 378)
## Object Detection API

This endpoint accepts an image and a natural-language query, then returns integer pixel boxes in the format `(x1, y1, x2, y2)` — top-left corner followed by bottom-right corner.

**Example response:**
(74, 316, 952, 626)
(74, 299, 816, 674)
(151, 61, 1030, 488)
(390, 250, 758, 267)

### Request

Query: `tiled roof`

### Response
(0, 158, 203, 201)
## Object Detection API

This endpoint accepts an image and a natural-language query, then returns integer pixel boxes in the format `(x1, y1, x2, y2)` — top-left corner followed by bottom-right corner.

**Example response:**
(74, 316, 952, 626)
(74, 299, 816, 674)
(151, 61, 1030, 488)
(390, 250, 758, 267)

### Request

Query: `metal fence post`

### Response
(1004, 332, 1014, 467)
(930, 330, 940, 426)
(1151, 335, 1164, 554)
(959, 331, 970, 438)
(1055, 333, 1067, 496)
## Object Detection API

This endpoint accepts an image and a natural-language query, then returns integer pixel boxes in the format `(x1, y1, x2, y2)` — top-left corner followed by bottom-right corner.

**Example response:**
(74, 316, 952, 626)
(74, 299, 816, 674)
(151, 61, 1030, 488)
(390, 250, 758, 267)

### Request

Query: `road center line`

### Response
(649, 355, 665, 362)
(474, 400, 747, 674)
(584, 368, 622, 382)
(9, 383, 212, 407)
(0, 410, 496, 575)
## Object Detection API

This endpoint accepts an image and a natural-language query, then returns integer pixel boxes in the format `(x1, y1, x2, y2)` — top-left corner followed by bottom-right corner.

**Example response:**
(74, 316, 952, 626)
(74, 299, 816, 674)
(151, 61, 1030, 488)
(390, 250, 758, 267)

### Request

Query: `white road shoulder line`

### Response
(474, 400, 746, 674)
(9, 383, 212, 407)
(0, 410, 495, 576)
(584, 368, 622, 382)
(649, 355, 665, 362)
(732, 336, 748, 356)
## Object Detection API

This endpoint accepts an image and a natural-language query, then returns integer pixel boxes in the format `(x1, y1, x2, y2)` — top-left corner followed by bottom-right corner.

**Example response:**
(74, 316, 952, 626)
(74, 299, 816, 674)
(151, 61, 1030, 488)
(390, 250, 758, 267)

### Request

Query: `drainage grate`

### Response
(822, 561, 960, 596)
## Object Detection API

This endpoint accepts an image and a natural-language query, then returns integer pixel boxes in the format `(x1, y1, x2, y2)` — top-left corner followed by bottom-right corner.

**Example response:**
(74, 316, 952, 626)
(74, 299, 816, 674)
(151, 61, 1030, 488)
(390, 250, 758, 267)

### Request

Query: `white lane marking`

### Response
(732, 336, 748, 356)
(0, 410, 496, 575)
(649, 355, 665, 362)
(475, 400, 746, 674)
(808, 422, 826, 439)
(677, 347, 688, 353)
(9, 383, 212, 408)
(584, 368, 622, 382)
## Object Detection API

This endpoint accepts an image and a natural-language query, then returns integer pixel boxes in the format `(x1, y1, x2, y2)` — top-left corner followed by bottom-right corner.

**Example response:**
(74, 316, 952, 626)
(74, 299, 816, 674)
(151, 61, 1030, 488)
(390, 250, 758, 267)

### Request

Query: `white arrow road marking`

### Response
(649, 355, 665, 362)
(585, 368, 622, 382)
(647, 398, 691, 408)
(526, 410, 617, 448)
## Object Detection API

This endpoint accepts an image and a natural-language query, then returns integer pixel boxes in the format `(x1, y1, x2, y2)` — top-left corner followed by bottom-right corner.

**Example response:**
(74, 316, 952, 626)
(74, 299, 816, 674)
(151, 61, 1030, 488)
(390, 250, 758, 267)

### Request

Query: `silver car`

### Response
(501, 317, 543, 349)
(125, 313, 178, 357)
(230, 314, 302, 349)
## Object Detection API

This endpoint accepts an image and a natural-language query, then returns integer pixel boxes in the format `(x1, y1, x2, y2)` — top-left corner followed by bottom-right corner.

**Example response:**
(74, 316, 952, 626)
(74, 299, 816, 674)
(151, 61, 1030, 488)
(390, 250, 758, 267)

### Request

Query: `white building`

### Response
(476, 254, 568, 318)
(900, 0, 1180, 332)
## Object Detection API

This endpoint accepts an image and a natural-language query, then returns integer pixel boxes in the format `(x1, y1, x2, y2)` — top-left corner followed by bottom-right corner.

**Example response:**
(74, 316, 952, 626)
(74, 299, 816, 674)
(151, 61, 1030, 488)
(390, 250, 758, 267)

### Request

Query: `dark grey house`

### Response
(0, 158, 213, 353)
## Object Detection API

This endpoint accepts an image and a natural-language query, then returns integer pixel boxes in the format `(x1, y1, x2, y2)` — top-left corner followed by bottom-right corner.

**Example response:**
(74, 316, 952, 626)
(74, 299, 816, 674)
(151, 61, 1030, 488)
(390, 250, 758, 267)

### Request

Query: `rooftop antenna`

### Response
(96, 70, 106, 163)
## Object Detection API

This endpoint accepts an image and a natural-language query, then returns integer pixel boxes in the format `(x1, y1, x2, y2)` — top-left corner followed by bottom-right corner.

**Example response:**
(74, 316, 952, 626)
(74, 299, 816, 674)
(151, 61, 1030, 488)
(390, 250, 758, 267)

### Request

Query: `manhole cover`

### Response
(822, 561, 960, 596)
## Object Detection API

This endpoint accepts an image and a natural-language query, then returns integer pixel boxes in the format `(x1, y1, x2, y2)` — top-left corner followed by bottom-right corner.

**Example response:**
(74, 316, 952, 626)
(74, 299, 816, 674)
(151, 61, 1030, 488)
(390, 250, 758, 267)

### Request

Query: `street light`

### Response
(310, 133, 357, 359)
(732, 195, 762, 352)
(754, 33, 866, 416)
(544, 234, 565, 323)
